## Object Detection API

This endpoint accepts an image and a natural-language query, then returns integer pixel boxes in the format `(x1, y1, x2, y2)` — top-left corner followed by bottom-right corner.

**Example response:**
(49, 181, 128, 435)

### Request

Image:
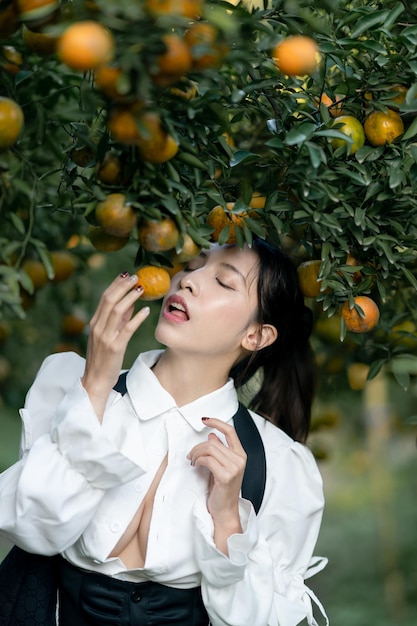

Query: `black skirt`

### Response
(58, 557, 210, 626)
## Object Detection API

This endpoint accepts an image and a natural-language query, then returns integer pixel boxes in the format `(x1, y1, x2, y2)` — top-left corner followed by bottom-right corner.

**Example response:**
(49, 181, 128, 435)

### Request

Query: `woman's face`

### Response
(155, 245, 261, 360)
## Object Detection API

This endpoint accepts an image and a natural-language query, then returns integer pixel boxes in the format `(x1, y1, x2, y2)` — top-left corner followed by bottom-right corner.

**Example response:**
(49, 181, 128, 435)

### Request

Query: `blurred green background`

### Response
(0, 249, 416, 626)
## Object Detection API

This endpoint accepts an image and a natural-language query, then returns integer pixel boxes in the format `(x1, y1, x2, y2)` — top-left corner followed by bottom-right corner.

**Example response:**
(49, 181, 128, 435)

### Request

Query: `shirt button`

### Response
(134, 483, 143, 493)
(110, 522, 120, 532)
(130, 588, 142, 603)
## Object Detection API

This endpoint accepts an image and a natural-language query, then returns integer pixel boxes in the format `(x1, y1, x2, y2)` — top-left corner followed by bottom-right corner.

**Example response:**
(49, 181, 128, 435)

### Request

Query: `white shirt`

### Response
(0, 350, 328, 626)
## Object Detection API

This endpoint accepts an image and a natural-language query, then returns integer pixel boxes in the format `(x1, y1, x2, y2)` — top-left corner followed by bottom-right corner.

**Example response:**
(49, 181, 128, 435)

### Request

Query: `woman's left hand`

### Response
(187, 417, 247, 553)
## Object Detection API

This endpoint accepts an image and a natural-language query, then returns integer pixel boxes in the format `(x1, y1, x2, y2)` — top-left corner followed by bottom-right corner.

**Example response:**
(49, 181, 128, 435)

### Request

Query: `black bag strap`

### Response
(115, 372, 266, 514)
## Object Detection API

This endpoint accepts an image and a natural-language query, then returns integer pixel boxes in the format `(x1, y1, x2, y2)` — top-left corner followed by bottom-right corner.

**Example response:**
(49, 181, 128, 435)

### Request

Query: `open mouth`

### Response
(165, 295, 189, 321)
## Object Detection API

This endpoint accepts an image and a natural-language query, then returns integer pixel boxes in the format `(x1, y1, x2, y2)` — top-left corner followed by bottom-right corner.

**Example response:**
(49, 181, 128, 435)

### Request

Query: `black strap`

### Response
(114, 372, 266, 514)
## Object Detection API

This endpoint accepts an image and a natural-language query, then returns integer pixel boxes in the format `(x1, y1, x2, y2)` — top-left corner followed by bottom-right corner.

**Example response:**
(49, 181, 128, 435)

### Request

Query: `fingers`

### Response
(90, 272, 142, 331)
(187, 419, 247, 474)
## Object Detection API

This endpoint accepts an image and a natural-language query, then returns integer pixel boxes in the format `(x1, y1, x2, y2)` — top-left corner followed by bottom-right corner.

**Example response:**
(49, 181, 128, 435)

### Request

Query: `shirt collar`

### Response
(126, 350, 239, 431)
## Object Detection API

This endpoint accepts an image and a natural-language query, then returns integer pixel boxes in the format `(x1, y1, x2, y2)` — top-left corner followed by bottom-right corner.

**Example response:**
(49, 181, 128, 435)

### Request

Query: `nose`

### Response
(178, 269, 200, 295)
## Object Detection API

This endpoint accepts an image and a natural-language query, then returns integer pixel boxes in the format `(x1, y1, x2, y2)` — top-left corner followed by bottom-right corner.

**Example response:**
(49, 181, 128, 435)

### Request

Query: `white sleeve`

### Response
(0, 352, 145, 555)
(193, 440, 327, 626)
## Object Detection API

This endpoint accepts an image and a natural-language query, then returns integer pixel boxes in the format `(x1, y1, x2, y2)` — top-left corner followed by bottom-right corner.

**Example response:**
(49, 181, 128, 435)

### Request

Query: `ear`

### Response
(241, 322, 278, 353)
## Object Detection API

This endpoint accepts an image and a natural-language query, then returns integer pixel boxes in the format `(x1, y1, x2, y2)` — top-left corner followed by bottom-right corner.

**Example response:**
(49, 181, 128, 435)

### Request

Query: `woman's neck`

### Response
(152, 349, 232, 407)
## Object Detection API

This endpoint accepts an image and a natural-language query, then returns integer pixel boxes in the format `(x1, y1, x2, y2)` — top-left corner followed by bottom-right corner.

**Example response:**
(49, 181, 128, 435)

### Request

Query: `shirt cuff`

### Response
(193, 496, 258, 586)
(50, 378, 146, 488)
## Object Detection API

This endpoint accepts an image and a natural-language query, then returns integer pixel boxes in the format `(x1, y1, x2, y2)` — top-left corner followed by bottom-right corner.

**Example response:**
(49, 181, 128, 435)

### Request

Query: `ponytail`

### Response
(232, 238, 315, 443)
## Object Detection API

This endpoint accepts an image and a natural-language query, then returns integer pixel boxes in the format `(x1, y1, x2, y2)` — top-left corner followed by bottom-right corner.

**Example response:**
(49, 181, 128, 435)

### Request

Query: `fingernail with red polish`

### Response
(201, 417, 209, 422)
(119, 271, 129, 278)
(135, 285, 144, 292)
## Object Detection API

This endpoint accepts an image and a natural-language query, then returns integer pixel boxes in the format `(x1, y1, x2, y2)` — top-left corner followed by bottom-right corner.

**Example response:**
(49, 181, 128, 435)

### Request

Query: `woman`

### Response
(0, 238, 327, 626)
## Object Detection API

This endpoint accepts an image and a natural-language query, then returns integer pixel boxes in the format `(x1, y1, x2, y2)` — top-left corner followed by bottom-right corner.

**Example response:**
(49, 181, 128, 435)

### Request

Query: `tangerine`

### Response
(330, 115, 365, 155)
(50, 250, 77, 282)
(94, 65, 127, 101)
(135, 111, 179, 164)
(341, 295, 380, 333)
(363, 108, 404, 147)
(88, 224, 129, 252)
(22, 25, 58, 55)
(184, 22, 228, 71)
(273, 35, 319, 76)
(0, 45, 22, 74)
(172, 233, 201, 263)
(96, 193, 137, 237)
(61, 312, 87, 336)
(134, 265, 171, 301)
(17, 0, 59, 30)
(0, 97, 24, 150)
(57, 21, 115, 71)
(21, 258, 48, 290)
(297, 259, 322, 298)
(152, 34, 192, 87)
(206, 203, 245, 244)
(318, 92, 343, 117)
(96, 151, 122, 185)
(347, 362, 370, 390)
(145, 0, 202, 19)
(138, 217, 180, 252)
(108, 105, 143, 145)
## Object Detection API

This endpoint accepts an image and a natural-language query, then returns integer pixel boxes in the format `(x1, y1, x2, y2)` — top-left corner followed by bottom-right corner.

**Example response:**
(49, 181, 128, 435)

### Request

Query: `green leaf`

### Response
(229, 151, 259, 167)
(402, 116, 417, 140)
(401, 266, 417, 290)
(350, 11, 389, 38)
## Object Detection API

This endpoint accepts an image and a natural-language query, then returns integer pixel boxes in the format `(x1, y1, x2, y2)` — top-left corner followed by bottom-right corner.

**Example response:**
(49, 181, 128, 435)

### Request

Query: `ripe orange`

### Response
(108, 104, 143, 145)
(61, 312, 87, 336)
(22, 25, 58, 55)
(248, 192, 266, 209)
(134, 111, 179, 164)
(57, 21, 115, 71)
(297, 259, 322, 298)
(138, 217, 180, 252)
(88, 224, 129, 252)
(341, 295, 380, 333)
(17, 0, 59, 30)
(50, 250, 78, 282)
(206, 202, 245, 244)
(152, 34, 192, 87)
(330, 115, 365, 155)
(95, 193, 137, 237)
(318, 92, 343, 117)
(1, 45, 22, 74)
(0, 1, 19, 37)
(145, 0, 202, 19)
(172, 233, 201, 263)
(273, 35, 319, 76)
(96, 151, 122, 185)
(0, 97, 24, 150)
(184, 22, 228, 71)
(22, 258, 48, 290)
(363, 108, 404, 146)
(94, 65, 127, 101)
(134, 265, 171, 300)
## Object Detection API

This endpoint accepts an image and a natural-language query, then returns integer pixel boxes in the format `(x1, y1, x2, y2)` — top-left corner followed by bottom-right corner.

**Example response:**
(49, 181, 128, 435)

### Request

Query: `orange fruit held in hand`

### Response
(58, 21, 115, 71)
(0, 97, 24, 150)
(145, 0, 202, 19)
(153, 34, 192, 86)
(134, 265, 171, 301)
(22, 25, 58, 55)
(297, 260, 323, 298)
(363, 108, 404, 147)
(273, 35, 319, 76)
(88, 224, 129, 252)
(184, 22, 228, 70)
(50, 251, 78, 282)
(138, 217, 180, 252)
(95, 193, 137, 238)
(207, 203, 245, 244)
(330, 115, 365, 155)
(341, 295, 380, 333)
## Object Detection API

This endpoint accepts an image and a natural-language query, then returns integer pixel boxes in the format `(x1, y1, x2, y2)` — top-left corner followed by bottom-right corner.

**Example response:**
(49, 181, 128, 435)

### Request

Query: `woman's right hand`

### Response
(81, 272, 150, 421)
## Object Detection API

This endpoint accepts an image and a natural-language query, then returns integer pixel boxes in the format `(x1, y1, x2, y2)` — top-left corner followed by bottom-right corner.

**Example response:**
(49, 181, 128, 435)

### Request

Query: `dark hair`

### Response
(231, 238, 315, 443)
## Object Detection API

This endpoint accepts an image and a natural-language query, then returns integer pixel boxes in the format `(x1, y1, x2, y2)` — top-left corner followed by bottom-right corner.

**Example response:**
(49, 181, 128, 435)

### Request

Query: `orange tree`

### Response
(2, 0, 417, 395)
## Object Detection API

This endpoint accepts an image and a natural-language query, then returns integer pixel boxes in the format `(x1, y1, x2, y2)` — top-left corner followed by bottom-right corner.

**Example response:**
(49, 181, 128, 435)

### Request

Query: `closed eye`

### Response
(216, 278, 234, 290)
